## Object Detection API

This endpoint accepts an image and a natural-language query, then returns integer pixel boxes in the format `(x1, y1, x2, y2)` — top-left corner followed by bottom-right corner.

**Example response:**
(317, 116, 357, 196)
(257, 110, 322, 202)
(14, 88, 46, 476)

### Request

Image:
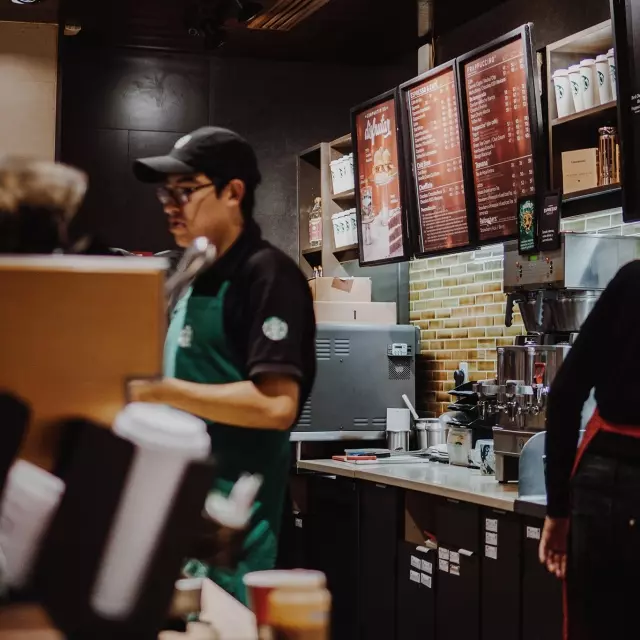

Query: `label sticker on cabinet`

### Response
(450, 564, 460, 577)
(485, 544, 498, 560)
(485, 532, 498, 546)
(422, 560, 433, 574)
(449, 551, 460, 565)
(410, 555, 421, 569)
(439, 559, 450, 573)
(295, 518, 303, 529)
(526, 526, 541, 540)
(421, 573, 432, 588)
(486, 518, 498, 533)
(438, 548, 450, 560)
(410, 570, 420, 583)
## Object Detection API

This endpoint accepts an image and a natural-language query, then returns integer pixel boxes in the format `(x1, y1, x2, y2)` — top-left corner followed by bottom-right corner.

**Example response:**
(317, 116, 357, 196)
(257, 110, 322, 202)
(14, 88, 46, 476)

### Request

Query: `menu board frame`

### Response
(350, 88, 412, 267)
(399, 61, 477, 258)
(456, 24, 544, 247)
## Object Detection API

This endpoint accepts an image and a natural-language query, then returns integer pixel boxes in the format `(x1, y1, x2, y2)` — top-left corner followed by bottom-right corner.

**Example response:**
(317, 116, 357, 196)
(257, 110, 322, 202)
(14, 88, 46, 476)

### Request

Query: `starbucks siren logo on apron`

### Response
(262, 317, 288, 341)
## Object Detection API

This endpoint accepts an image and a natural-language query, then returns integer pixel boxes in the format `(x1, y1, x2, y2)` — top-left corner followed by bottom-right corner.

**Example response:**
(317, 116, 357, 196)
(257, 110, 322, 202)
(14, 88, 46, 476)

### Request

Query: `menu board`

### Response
(353, 94, 407, 265)
(462, 35, 535, 242)
(404, 66, 471, 254)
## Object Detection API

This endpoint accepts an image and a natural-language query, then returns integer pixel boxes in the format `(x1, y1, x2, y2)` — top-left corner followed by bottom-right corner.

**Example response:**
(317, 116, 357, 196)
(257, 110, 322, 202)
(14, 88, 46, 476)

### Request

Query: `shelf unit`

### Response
(545, 20, 622, 215)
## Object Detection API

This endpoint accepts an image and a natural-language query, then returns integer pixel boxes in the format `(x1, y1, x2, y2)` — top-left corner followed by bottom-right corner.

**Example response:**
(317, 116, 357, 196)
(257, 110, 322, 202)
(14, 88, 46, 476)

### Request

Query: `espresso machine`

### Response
(476, 233, 640, 482)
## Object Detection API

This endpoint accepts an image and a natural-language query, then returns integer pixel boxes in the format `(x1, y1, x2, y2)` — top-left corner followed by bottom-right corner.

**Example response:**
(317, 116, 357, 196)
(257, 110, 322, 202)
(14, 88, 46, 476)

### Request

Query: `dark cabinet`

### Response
(435, 498, 481, 640)
(358, 482, 401, 640)
(522, 517, 563, 640)
(396, 541, 436, 640)
(481, 508, 522, 640)
(307, 475, 359, 640)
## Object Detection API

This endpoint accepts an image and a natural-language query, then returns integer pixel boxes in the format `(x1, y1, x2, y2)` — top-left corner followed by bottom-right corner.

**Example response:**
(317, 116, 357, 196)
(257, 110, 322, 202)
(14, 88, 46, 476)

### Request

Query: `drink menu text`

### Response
(464, 37, 535, 241)
(407, 68, 470, 253)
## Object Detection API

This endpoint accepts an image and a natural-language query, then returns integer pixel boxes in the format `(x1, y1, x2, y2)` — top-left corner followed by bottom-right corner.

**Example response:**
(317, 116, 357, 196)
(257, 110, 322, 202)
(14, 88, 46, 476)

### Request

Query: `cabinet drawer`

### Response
(436, 497, 480, 552)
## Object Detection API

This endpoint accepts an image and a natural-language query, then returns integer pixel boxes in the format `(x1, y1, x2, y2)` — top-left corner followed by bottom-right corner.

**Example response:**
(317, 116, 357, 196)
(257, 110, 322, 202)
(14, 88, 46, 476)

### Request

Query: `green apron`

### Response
(164, 282, 290, 605)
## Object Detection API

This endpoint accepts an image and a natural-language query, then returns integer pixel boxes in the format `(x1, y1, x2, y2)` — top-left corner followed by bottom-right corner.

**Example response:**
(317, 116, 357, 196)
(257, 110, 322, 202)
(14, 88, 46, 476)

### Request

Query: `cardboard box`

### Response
(309, 277, 372, 302)
(314, 301, 397, 325)
(562, 148, 598, 194)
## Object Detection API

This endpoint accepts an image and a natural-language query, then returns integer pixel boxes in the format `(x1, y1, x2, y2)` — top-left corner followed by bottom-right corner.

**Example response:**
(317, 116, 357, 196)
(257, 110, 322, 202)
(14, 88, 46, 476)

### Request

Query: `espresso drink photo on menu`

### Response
(464, 36, 535, 241)
(355, 97, 405, 264)
(406, 66, 470, 254)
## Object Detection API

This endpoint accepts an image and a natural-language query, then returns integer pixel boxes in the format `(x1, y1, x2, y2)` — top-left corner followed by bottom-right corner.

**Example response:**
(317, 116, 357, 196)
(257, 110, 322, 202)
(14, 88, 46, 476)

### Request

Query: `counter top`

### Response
(298, 459, 519, 511)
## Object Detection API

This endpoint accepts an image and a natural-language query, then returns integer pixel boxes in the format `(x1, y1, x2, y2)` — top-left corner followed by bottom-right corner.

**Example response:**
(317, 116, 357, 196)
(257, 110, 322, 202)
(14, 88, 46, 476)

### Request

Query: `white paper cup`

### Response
(568, 65, 584, 112)
(580, 59, 599, 109)
(608, 48, 617, 101)
(552, 69, 574, 118)
(0, 460, 65, 589)
(596, 54, 612, 104)
(386, 408, 411, 432)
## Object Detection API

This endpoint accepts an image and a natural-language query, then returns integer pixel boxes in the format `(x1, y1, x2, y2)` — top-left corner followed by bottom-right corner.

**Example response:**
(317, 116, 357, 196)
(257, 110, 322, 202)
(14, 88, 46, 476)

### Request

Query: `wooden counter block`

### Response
(0, 604, 62, 639)
(0, 257, 166, 471)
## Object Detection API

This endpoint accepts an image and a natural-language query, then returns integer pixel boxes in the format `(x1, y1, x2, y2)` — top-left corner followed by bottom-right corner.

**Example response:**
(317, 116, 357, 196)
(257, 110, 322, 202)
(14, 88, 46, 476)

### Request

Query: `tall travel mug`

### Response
(596, 54, 612, 104)
(608, 48, 617, 101)
(91, 403, 211, 619)
(552, 69, 574, 118)
(568, 65, 584, 112)
(580, 59, 599, 109)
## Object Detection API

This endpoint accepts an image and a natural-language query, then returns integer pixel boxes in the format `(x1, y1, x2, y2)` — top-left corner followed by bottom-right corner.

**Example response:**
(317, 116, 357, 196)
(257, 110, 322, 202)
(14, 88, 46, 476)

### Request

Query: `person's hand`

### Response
(538, 516, 570, 579)
(127, 378, 169, 404)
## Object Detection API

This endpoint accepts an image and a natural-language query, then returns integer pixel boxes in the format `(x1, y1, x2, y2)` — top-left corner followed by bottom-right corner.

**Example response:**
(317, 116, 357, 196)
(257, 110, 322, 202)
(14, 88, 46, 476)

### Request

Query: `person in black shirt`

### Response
(128, 127, 316, 604)
(540, 260, 640, 638)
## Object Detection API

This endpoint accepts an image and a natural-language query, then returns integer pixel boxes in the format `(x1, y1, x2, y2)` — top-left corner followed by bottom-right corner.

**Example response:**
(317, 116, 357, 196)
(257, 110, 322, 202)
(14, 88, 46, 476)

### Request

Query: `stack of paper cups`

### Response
(608, 48, 617, 101)
(568, 65, 584, 112)
(595, 54, 613, 104)
(552, 69, 574, 118)
(580, 59, 600, 109)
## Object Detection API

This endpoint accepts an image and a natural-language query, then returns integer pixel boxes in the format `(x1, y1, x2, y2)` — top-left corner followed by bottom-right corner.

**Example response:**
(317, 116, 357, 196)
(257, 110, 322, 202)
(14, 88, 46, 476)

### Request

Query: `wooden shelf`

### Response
(333, 243, 359, 261)
(299, 143, 322, 169)
(330, 134, 353, 152)
(562, 183, 621, 203)
(332, 188, 355, 201)
(302, 246, 322, 255)
(548, 20, 612, 55)
(552, 100, 617, 127)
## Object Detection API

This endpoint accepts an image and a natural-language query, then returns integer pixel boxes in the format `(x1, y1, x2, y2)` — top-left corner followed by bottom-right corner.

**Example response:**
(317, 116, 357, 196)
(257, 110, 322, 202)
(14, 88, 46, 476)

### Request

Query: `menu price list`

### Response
(464, 37, 535, 242)
(408, 68, 470, 253)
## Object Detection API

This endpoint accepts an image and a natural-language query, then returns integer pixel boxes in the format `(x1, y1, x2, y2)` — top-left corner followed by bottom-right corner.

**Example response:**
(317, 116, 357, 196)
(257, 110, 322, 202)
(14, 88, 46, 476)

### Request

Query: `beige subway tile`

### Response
(420, 289, 435, 300)
(458, 274, 477, 285)
(414, 321, 430, 330)
(421, 330, 437, 341)
(478, 361, 496, 372)
(458, 253, 473, 263)
(460, 316, 477, 328)
(492, 315, 506, 325)
(483, 282, 502, 293)
(435, 308, 452, 319)
(469, 328, 486, 338)
(442, 277, 458, 287)
(493, 293, 506, 303)
(467, 349, 483, 360)
(436, 350, 453, 360)
(491, 271, 503, 280)
(451, 328, 469, 339)
(426, 278, 443, 288)
(622, 221, 640, 235)
(425, 299, 443, 309)
(441, 297, 460, 308)
(444, 318, 460, 329)
(432, 361, 445, 371)
(485, 259, 503, 271)
(485, 303, 504, 315)
(414, 281, 428, 291)
(497, 337, 516, 347)
(433, 371, 449, 381)
(475, 272, 494, 283)
(442, 254, 460, 266)
(444, 339, 461, 350)
(505, 325, 523, 336)
(478, 338, 497, 348)
(450, 285, 467, 296)
(433, 287, 450, 299)
(486, 326, 504, 337)
(460, 339, 477, 349)
(586, 214, 611, 231)
(561, 219, 586, 232)
(420, 310, 436, 320)
(428, 340, 445, 350)
(452, 307, 469, 318)
(443, 381, 455, 392)
(410, 282, 418, 292)
(437, 391, 452, 402)
(450, 265, 467, 275)
(474, 249, 493, 260)
(437, 329, 453, 339)
(470, 305, 486, 315)
(466, 262, 484, 273)
(410, 311, 421, 322)
(410, 292, 420, 302)
(427, 256, 443, 267)
(475, 293, 494, 304)
(429, 319, 444, 329)
(467, 284, 484, 294)
(435, 267, 451, 277)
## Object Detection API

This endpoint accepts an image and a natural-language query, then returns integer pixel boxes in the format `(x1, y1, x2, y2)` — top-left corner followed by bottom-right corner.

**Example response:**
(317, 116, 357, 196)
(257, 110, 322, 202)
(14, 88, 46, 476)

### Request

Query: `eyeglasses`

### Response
(156, 183, 213, 206)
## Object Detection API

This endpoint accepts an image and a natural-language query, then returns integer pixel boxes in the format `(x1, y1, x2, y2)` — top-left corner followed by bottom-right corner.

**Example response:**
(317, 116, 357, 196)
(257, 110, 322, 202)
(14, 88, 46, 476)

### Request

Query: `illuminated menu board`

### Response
(401, 64, 471, 255)
(461, 30, 537, 243)
(352, 90, 409, 266)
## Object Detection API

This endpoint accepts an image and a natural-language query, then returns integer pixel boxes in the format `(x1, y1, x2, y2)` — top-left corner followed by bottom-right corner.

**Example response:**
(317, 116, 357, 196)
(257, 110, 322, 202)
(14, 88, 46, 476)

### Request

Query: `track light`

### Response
(11, 0, 45, 4)
(234, 0, 263, 23)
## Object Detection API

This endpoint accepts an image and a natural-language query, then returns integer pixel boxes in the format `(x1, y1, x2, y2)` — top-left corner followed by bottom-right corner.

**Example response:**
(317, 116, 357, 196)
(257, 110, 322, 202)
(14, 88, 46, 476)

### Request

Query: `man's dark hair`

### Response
(210, 176, 256, 220)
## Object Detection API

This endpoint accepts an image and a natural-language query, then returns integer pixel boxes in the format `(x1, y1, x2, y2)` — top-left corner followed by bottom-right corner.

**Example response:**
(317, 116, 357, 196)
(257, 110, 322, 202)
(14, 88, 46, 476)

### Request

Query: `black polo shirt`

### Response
(191, 220, 316, 415)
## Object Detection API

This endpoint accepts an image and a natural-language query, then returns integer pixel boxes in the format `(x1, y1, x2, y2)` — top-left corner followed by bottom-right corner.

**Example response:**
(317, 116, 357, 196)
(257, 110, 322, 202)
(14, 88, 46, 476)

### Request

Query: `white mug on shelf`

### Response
(580, 59, 599, 109)
(607, 48, 617, 101)
(568, 64, 584, 112)
(595, 54, 612, 104)
(552, 69, 574, 118)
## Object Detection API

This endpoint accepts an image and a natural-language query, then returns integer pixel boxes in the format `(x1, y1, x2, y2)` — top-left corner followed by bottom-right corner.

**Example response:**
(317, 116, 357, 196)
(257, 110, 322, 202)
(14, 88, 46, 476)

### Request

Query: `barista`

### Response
(128, 127, 316, 604)
(539, 260, 640, 639)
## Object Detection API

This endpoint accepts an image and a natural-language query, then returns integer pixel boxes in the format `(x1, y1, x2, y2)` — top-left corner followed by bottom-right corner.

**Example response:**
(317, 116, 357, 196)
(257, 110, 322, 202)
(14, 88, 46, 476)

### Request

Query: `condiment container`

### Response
(268, 588, 331, 640)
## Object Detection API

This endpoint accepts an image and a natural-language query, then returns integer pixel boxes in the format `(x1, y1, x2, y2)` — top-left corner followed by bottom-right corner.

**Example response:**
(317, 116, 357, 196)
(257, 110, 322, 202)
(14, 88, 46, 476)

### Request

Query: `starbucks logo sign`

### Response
(598, 70, 605, 86)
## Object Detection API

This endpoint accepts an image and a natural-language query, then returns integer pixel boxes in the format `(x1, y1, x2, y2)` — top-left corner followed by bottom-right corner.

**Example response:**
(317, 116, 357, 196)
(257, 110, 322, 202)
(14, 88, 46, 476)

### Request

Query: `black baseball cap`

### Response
(133, 126, 261, 187)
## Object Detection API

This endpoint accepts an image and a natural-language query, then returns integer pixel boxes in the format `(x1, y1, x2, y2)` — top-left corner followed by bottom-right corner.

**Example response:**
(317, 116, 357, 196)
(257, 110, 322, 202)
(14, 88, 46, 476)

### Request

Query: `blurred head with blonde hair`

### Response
(0, 156, 87, 254)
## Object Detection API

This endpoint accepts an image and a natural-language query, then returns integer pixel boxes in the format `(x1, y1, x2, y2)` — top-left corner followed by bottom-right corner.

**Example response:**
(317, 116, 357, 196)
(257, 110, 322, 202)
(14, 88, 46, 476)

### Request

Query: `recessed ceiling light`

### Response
(12, 0, 45, 4)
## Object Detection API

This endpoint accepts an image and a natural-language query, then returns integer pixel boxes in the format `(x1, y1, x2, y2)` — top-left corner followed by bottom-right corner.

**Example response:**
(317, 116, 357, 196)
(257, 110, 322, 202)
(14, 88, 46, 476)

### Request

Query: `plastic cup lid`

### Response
(580, 58, 596, 66)
(8, 460, 65, 504)
(569, 64, 581, 72)
(552, 69, 569, 77)
(595, 54, 608, 62)
(114, 403, 210, 457)
(243, 570, 326, 589)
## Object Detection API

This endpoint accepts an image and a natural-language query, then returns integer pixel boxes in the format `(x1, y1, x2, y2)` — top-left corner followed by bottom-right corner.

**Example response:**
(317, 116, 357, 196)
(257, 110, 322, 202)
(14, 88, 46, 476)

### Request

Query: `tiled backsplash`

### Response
(410, 208, 636, 417)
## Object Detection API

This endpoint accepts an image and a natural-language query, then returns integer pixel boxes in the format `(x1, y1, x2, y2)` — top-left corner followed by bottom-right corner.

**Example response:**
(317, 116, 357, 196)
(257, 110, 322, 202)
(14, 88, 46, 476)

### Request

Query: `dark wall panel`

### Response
(61, 42, 414, 255)
(437, 0, 610, 62)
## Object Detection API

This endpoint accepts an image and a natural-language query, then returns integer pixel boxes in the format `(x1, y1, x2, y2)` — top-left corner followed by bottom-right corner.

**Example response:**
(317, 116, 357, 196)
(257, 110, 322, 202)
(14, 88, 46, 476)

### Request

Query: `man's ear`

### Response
(225, 179, 246, 207)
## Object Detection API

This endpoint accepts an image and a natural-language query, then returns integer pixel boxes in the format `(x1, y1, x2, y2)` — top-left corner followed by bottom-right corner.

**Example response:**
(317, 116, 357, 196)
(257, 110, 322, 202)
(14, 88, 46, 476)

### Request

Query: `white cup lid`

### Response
(580, 58, 596, 66)
(608, 48, 615, 55)
(552, 69, 569, 77)
(115, 403, 211, 457)
(243, 570, 326, 589)
(596, 54, 608, 62)
(569, 64, 581, 72)
(8, 460, 65, 505)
